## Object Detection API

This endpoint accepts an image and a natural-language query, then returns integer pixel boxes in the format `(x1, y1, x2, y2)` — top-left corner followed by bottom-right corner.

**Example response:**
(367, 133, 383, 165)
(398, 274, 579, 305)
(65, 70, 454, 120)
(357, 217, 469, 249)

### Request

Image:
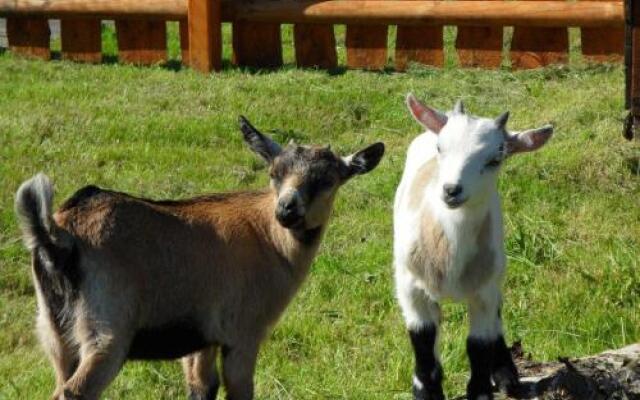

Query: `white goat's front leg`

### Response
(396, 269, 445, 400)
(221, 342, 259, 400)
(183, 346, 220, 400)
(466, 284, 518, 400)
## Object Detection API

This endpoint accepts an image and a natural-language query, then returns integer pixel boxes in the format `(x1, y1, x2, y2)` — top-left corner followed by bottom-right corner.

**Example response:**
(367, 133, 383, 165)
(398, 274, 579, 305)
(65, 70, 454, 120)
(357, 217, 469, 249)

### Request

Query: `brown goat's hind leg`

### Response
(222, 343, 259, 400)
(60, 339, 127, 400)
(183, 346, 220, 400)
(37, 314, 78, 400)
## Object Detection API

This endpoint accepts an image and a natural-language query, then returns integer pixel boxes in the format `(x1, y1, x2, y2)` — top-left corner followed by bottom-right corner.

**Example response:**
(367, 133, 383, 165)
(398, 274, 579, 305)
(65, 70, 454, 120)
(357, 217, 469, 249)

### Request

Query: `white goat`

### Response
(393, 94, 553, 400)
(14, 116, 385, 400)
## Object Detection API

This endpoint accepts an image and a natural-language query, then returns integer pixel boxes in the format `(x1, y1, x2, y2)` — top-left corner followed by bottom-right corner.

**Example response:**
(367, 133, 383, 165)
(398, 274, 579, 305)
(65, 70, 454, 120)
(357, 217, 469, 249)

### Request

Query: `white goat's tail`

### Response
(15, 173, 72, 272)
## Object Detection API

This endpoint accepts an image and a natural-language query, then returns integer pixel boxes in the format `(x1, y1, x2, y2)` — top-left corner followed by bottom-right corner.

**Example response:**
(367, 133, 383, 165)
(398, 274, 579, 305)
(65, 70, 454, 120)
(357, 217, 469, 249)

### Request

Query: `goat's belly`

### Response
(128, 319, 212, 360)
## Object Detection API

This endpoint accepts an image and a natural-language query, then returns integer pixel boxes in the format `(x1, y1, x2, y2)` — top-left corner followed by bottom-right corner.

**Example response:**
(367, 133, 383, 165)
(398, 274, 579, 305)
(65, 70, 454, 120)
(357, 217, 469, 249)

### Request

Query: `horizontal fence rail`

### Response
(0, 0, 627, 73)
(0, 0, 623, 26)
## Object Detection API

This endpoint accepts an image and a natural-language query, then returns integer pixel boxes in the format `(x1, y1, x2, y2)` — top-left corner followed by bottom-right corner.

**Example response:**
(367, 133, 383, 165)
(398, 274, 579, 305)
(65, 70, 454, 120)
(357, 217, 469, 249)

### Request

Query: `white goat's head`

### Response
(406, 94, 553, 209)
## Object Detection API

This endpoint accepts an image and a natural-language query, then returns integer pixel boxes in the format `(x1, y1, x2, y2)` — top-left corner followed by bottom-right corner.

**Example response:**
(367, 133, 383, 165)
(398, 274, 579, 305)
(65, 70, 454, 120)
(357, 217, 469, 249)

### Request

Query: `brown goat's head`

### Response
(239, 116, 384, 230)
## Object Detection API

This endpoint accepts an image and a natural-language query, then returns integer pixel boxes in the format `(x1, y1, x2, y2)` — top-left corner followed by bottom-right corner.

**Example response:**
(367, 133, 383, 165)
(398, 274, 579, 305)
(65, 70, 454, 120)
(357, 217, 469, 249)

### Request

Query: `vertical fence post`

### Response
(625, 0, 640, 140)
(581, 0, 624, 62)
(395, 25, 444, 71)
(511, 0, 569, 69)
(456, 0, 503, 68)
(7, 18, 50, 60)
(346, 24, 388, 70)
(116, 20, 167, 65)
(188, 0, 222, 72)
(232, 22, 282, 69)
(294, 24, 337, 69)
(61, 19, 102, 63)
(179, 20, 190, 67)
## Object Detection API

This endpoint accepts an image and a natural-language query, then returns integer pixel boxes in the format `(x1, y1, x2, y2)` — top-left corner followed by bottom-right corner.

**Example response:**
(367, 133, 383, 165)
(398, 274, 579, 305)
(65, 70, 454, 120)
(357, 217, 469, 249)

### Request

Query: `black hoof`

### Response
(413, 385, 445, 400)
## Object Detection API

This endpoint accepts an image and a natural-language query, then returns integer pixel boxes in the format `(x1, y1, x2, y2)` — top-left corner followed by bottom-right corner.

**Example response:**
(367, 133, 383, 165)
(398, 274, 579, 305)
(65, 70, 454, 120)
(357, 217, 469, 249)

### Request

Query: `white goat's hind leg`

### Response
(466, 285, 504, 400)
(183, 346, 220, 400)
(221, 342, 259, 400)
(396, 270, 444, 400)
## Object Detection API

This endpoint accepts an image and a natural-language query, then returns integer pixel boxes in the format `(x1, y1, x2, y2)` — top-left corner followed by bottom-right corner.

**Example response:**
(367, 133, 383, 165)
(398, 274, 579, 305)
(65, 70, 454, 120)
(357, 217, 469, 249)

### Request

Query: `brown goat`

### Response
(15, 116, 385, 400)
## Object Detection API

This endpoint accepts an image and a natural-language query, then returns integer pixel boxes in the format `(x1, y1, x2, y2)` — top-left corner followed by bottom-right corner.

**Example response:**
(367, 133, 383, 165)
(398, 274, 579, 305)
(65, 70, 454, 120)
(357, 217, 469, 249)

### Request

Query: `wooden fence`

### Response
(0, 0, 626, 72)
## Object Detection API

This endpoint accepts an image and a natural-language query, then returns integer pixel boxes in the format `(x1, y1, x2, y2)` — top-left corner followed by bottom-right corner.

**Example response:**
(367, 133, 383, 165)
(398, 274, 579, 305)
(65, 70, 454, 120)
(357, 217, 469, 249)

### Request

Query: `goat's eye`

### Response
(436, 144, 441, 154)
(485, 158, 502, 168)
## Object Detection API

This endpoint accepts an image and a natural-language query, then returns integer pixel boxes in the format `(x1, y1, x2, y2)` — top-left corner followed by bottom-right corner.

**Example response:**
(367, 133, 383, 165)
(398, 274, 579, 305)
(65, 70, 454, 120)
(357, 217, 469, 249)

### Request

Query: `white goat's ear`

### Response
(342, 142, 385, 179)
(406, 93, 448, 134)
(506, 125, 553, 154)
(239, 116, 282, 163)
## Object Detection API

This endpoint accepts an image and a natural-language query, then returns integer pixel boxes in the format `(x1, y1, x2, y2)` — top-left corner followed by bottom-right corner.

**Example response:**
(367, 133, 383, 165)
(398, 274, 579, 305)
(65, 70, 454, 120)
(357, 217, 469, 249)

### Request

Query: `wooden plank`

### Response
(294, 23, 337, 69)
(60, 18, 101, 63)
(395, 26, 443, 71)
(6, 17, 50, 59)
(511, 0, 568, 69)
(0, 1, 625, 28)
(116, 19, 166, 65)
(232, 21, 282, 69)
(179, 19, 189, 66)
(346, 25, 388, 70)
(580, 0, 624, 63)
(188, 0, 221, 72)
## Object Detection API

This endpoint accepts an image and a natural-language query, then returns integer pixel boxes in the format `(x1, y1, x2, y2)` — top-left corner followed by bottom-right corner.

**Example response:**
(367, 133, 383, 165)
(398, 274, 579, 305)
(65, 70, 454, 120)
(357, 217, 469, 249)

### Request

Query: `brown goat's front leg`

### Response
(183, 346, 220, 400)
(60, 338, 127, 400)
(221, 343, 259, 400)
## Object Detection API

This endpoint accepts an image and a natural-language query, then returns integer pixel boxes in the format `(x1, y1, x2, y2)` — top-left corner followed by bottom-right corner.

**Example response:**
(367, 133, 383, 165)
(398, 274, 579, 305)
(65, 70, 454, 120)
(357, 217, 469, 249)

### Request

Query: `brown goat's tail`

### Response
(15, 173, 72, 273)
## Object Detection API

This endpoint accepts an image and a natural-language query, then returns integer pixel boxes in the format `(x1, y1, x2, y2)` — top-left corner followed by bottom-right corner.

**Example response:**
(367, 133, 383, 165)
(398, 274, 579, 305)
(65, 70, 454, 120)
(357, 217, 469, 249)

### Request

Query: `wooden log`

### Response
(346, 24, 388, 70)
(6, 17, 50, 59)
(179, 19, 189, 66)
(455, 0, 502, 68)
(294, 23, 337, 69)
(395, 25, 443, 70)
(116, 19, 166, 64)
(580, 0, 624, 63)
(511, 0, 568, 69)
(0, 1, 625, 28)
(232, 21, 282, 69)
(188, 0, 221, 72)
(60, 18, 102, 63)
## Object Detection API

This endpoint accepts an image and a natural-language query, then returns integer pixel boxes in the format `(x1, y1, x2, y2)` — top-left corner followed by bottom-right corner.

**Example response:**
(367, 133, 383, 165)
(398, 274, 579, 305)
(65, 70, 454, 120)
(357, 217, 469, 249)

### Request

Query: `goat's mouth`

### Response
(443, 196, 467, 209)
(276, 213, 306, 229)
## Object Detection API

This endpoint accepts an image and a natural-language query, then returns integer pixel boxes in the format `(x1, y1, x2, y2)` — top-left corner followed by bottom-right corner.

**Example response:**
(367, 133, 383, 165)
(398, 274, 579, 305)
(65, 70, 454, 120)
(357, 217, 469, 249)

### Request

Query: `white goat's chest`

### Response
(393, 135, 505, 300)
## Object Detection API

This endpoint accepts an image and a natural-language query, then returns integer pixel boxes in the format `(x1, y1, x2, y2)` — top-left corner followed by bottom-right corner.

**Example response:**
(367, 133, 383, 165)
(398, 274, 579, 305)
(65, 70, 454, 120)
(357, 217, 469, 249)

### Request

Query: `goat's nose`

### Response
(443, 183, 463, 197)
(281, 200, 296, 212)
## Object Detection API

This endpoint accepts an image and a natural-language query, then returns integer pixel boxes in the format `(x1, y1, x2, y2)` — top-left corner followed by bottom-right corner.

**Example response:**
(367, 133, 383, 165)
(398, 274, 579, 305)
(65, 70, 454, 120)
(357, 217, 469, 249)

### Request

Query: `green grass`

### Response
(0, 23, 639, 400)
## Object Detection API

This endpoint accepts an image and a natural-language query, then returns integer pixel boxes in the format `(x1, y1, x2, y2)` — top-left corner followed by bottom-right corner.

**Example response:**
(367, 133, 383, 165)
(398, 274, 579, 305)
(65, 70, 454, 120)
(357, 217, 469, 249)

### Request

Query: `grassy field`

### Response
(1, 23, 639, 399)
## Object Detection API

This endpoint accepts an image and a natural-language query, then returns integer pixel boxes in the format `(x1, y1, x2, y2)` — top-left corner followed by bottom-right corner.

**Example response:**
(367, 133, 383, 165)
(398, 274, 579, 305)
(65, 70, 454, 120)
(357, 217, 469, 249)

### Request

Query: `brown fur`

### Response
(408, 208, 450, 295)
(407, 159, 438, 210)
(41, 187, 328, 400)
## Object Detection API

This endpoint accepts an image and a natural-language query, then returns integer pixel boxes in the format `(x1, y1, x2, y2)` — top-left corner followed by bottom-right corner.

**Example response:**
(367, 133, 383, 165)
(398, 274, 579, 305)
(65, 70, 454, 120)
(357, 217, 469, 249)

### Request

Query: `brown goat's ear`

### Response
(506, 125, 553, 154)
(239, 116, 282, 163)
(342, 142, 385, 179)
(406, 93, 448, 134)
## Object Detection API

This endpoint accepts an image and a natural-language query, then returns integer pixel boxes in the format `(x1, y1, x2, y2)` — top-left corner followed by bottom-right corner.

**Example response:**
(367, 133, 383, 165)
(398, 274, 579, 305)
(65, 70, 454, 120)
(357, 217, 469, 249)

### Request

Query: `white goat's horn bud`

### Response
(495, 111, 510, 129)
